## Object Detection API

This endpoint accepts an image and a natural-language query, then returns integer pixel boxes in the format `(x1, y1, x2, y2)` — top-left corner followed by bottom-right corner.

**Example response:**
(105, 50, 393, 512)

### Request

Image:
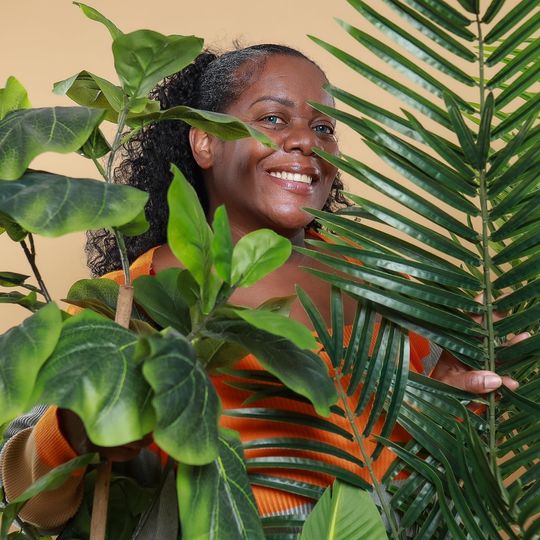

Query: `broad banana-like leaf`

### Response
(177, 429, 264, 540)
(300, 480, 388, 540)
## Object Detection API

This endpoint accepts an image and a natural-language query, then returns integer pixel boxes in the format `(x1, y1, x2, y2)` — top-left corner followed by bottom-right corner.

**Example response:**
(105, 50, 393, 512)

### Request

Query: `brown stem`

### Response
(89, 461, 113, 540)
(89, 285, 134, 540)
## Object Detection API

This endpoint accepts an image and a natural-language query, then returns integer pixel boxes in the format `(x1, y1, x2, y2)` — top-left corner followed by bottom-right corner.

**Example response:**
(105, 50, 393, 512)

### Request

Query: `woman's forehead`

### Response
(233, 55, 333, 108)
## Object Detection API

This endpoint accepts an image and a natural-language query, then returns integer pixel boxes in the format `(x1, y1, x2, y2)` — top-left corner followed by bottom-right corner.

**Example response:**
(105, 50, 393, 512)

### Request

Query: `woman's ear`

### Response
(189, 127, 214, 169)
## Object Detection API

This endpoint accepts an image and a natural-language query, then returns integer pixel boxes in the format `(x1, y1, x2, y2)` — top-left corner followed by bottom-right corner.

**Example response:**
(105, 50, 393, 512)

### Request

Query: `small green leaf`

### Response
(0, 291, 45, 312)
(78, 127, 111, 159)
(232, 308, 317, 350)
(0, 107, 105, 180)
(0, 171, 148, 236)
(212, 205, 233, 283)
(205, 319, 337, 417)
(482, 0, 505, 24)
(177, 429, 264, 539)
(300, 480, 388, 539)
(0, 76, 31, 121)
(0, 303, 62, 424)
(488, 39, 540, 88)
(456, 0, 479, 14)
(112, 31, 203, 98)
(477, 92, 494, 167)
(35, 310, 155, 446)
(74, 2, 122, 39)
(167, 164, 213, 287)
(231, 230, 291, 287)
(0, 211, 26, 241)
(444, 94, 480, 168)
(0, 271, 30, 287)
(142, 329, 220, 465)
(133, 269, 191, 334)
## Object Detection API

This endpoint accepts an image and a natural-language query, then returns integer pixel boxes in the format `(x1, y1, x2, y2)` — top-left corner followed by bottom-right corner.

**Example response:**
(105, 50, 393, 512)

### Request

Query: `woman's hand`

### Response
(58, 408, 152, 462)
(430, 293, 528, 394)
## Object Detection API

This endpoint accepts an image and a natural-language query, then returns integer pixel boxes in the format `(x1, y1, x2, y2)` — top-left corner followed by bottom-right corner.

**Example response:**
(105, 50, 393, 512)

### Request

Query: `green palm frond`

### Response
(260, 0, 539, 537)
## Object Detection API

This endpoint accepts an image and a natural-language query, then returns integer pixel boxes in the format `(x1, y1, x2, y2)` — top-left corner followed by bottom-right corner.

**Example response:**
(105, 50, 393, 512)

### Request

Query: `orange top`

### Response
(100, 241, 432, 515)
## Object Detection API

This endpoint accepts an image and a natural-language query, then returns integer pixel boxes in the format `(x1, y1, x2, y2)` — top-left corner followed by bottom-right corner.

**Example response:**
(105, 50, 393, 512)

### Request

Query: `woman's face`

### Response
(195, 54, 339, 240)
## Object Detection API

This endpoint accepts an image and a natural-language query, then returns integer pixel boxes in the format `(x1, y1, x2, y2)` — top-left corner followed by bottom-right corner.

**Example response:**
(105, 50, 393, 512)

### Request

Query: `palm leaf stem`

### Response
(476, 12, 498, 472)
(334, 371, 402, 539)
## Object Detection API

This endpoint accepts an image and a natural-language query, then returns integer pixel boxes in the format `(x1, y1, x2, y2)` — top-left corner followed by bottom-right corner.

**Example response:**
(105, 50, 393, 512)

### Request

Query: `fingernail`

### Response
(484, 374, 502, 390)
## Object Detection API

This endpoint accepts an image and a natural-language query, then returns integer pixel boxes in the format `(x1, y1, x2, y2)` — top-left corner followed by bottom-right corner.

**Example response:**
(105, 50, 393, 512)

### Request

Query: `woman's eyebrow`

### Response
(249, 96, 295, 109)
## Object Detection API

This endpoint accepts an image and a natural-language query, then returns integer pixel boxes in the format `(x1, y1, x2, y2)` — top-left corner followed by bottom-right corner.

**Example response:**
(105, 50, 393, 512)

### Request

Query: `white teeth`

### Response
(269, 171, 313, 184)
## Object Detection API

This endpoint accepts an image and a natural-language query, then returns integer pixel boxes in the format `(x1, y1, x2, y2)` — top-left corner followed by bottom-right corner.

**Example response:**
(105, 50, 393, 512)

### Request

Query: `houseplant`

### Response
(0, 0, 538, 539)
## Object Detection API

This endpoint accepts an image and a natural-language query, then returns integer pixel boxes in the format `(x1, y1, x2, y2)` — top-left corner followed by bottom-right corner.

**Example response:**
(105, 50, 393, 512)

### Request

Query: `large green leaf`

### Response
(0, 171, 148, 236)
(0, 76, 31, 121)
(231, 308, 317, 350)
(300, 480, 387, 540)
(133, 269, 191, 334)
(142, 329, 220, 465)
(231, 229, 291, 287)
(167, 165, 213, 287)
(204, 319, 337, 417)
(0, 303, 62, 425)
(35, 310, 155, 446)
(112, 31, 203, 98)
(127, 105, 276, 147)
(211, 205, 234, 283)
(177, 429, 264, 540)
(0, 107, 105, 180)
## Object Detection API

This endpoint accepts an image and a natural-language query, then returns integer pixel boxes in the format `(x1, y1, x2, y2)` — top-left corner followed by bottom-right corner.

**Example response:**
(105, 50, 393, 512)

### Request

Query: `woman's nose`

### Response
(281, 120, 317, 155)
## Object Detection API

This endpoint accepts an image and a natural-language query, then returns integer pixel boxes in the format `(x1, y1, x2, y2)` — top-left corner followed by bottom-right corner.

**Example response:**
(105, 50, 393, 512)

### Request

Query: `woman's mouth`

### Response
(268, 171, 313, 185)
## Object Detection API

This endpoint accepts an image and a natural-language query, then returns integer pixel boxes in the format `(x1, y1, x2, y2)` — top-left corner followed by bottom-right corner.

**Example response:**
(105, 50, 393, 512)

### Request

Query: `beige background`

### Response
(0, 0, 513, 332)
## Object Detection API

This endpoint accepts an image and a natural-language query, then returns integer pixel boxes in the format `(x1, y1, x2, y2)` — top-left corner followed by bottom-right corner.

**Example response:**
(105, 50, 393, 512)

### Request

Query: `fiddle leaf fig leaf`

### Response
(133, 269, 191, 334)
(232, 308, 318, 350)
(0, 171, 148, 236)
(142, 329, 220, 465)
(177, 428, 264, 540)
(74, 2, 122, 40)
(66, 278, 120, 313)
(0, 76, 31, 121)
(35, 310, 155, 446)
(211, 205, 233, 283)
(0, 107, 105, 180)
(204, 319, 337, 416)
(231, 229, 292, 287)
(0, 303, 62, 425)
(112, 31, 203, 98)
(167, 164, 213, 287)
(53, 71, 160, 122)
(127, 105, 276, 148)
(300, 480, 388, 540)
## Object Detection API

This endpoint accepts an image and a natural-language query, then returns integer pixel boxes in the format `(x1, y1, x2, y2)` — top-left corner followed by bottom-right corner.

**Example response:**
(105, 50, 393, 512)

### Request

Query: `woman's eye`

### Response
(262, 115, 285, 125)
(314, 124, 335, 136)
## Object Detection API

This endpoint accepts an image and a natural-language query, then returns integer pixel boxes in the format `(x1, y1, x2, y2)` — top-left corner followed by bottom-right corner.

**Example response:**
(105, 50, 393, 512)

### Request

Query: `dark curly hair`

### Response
(86, 44, 349, 277)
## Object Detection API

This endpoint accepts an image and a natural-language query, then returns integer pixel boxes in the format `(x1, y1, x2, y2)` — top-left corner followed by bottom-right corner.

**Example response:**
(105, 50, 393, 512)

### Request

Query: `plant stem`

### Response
(103, 105, 132, 286)
(334, 372, 402, 540)
(476, 12, 497, 470)
(19, 235, 52, 303)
